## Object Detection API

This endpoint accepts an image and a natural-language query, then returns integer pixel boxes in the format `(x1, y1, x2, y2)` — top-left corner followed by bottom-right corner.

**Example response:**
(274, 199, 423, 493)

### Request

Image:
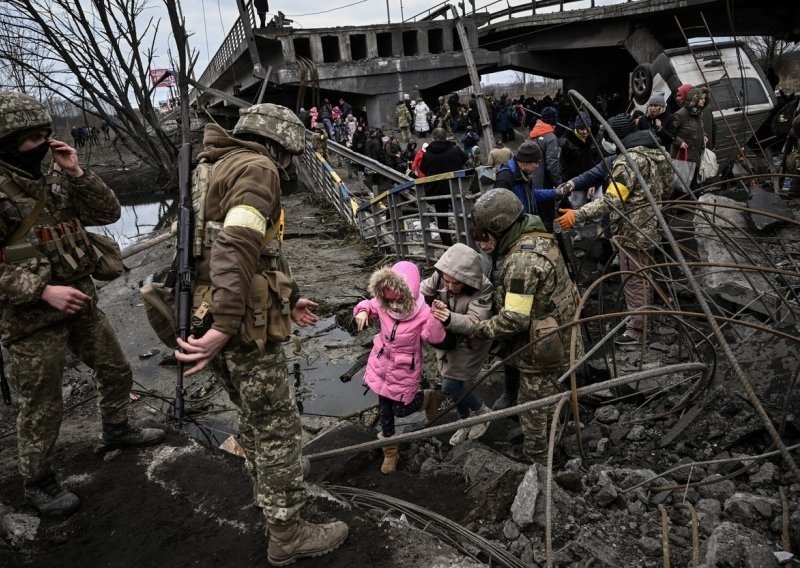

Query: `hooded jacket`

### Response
(529, 121, 562, 189)
(354, 261, 445, 404)
(419, 139, 468, 176)
(494, 157, 559, 226)
(419, 244, 493, 381)
(195, 124, 299, 337)
(672, 87, 709, 164)
(414, 102, 431, 133)
(560, 128, 601, 181)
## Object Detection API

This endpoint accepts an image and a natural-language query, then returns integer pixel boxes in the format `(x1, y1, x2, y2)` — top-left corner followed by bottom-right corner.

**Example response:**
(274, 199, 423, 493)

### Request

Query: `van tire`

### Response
(631, 64, 652, 105)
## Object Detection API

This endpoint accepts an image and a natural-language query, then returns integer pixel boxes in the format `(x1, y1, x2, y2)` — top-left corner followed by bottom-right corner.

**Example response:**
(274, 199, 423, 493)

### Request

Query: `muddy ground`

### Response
(1, 134, 800, 567)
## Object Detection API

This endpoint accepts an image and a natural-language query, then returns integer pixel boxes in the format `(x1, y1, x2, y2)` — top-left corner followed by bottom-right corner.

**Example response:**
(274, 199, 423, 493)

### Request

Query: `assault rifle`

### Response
(174, 143, 193, 425)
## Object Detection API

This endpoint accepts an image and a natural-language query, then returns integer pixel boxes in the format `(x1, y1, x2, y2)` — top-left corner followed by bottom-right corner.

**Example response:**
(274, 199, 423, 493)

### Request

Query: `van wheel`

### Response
(631, 64, 652, 105)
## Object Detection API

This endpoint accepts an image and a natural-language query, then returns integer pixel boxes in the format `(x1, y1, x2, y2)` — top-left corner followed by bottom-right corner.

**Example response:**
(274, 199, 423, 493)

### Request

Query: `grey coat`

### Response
(420, 243, 494, 382)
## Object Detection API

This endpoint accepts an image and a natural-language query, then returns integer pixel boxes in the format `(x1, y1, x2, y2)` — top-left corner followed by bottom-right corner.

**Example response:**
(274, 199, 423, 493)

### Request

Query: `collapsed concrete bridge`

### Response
(190, 0, 800, 128)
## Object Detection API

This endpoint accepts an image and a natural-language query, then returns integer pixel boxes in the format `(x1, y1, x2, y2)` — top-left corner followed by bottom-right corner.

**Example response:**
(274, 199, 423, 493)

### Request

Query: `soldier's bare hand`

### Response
(291, 298, 319, 328)
(48, 139, 84, 177)
(41, 284, 90, 314)
(175, 329, 231, 377)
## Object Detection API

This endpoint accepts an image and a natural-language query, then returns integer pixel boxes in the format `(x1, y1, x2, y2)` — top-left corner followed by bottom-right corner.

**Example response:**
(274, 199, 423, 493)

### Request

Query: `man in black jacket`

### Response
(420, 127, 468, 245)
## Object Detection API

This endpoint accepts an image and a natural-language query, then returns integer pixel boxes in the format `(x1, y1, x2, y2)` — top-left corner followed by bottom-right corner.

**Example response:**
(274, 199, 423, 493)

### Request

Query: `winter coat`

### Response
(496, 105, 515, 130)
(573, 130, 673, 251)
(529, 121, 562, 188)
(494, 158, 559, 225)
(460, 131, 480, 150)
(354, 261, 445, 403)
(396, 104, 412, 128)
(672, 87, 708, 164)
(419, 244, 493, 382)
(352, 130, 367, 154)
(560, 129, 601, 181)
(365, 136, 380, 161)
(420, 139, 469, 196)
(411, 147, 426, 177)
(487, 146, 513, 169)
(419, 140, 468, 176)
(414, 102, 431, 133)
(637, 109, 676, 149)
(320, 103, 333, 120)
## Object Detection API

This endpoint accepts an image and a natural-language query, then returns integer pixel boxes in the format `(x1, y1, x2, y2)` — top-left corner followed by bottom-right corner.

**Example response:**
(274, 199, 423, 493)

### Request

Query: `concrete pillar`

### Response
(310, 35, 324, 64)
(281, 37, 296, 64)
(417, 26, 429, 55)
(443, 24, 454, 52)
(392, 30, 402, 56)
(339, 35, 351, 62)
(366, 31, 379, 59)
(366, 92, 401, 130)
(624, 25, 663, 65)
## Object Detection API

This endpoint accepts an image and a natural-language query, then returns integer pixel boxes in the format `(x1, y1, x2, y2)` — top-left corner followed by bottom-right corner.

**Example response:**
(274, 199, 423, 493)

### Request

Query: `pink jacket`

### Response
(354, 261, 445, 404)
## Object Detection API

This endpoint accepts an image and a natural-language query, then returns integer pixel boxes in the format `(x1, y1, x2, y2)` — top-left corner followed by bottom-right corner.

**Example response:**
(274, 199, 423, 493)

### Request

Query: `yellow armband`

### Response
(504, 292, 534, 315)
(223, 205, 267, 236)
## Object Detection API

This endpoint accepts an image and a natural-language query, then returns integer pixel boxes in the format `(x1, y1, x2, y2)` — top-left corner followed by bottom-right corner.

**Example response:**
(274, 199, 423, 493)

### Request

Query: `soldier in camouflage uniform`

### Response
(437, 96, 452, 136)
(467, 188, 582, 463)
(395, 100, 412, 144)
(172, 104, 347, 567)
(556, 113, 673, 345)
(0, 92, 164, 518)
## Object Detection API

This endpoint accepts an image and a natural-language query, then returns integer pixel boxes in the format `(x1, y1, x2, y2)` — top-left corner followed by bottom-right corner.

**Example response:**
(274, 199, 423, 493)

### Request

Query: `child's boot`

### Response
(422, 389, 442, 422)
(381, 445, 399, 474)
(468, 403, 492, 440)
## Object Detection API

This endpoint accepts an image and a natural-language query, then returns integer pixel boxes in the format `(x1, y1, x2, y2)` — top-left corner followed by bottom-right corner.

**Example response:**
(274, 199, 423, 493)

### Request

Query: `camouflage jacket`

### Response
(396, 104, 412, 128)
(195, 124, 300, 337)
(473, 215, 582, 370)
(573, 140, 672, 251)
(0, 161, 120, 343)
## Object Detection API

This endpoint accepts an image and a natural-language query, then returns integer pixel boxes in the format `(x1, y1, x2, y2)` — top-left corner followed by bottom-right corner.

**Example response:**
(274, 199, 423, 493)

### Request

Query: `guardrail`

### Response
(297, 137, 481, 266)
(192, 7, 256, 102)
(405, 0, 637, 23)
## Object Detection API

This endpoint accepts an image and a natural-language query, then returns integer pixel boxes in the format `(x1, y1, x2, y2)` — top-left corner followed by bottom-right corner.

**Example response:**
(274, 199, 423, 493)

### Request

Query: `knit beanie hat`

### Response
(647, 91, 666, 107)
(516, 141, 542, 163)
(576, 111, 592, 129)
(541, 106, 558, 125)
(607, 113, 636, 139)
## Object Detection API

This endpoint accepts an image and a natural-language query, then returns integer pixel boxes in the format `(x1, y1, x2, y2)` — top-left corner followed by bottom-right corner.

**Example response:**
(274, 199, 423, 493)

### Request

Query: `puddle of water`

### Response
(291, 318, 377, 417)
(100, 193, 174, 248)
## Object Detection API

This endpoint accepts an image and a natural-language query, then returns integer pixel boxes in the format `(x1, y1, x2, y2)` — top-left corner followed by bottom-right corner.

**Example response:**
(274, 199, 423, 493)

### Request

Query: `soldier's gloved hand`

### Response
(354, 311, 369, 331)
(555, 208, 577, 230)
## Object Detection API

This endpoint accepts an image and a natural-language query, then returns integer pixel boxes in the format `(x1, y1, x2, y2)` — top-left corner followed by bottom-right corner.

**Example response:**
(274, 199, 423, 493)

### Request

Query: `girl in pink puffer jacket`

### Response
(353, 261, 446, 474)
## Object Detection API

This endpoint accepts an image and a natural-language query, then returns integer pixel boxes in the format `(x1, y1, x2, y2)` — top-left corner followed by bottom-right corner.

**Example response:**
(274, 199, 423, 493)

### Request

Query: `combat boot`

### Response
(492, 370, 520, 410)
(24, 475, 80, 518)
(267, 518, 349, 566)
(381, 445, 399, 474)
(422, 389, 442, 422)
(101, 421, 165, 448)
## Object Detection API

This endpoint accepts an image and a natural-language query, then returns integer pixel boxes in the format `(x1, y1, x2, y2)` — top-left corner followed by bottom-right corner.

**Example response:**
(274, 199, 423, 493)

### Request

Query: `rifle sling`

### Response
(1, 176, 48, 248)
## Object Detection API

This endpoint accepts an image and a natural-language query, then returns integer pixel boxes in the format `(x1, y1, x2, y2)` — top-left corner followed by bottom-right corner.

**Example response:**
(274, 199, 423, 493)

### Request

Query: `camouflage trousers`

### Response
(6, 306, 132, 483)
(516, 364, 563, 460)
(210, 342, 305, 525)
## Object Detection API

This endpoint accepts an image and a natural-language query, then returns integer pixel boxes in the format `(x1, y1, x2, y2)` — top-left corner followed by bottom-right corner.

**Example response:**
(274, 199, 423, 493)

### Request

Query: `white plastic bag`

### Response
(698, 147, 719, 182)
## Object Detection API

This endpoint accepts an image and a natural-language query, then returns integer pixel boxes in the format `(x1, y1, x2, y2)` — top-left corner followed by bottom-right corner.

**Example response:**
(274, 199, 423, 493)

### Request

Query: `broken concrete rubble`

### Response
(704, 521, 779, 568)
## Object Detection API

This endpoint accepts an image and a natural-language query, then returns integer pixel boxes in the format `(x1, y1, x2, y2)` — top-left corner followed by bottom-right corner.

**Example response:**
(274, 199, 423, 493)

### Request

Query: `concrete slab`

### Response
(747, 185, 794, 231)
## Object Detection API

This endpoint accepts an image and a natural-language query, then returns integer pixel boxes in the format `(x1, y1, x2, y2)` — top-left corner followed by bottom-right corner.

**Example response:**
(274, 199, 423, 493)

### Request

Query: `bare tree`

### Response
(746, 35, 798, 70)
(0, 0, 197, 183)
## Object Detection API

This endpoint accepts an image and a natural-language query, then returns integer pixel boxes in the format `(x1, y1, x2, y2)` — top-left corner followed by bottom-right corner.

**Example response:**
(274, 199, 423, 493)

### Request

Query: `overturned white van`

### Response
(630, 41, 776, 168)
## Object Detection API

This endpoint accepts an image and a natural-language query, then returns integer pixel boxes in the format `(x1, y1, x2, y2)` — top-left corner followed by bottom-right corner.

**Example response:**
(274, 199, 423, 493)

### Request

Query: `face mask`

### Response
(1, 140, 50, 178)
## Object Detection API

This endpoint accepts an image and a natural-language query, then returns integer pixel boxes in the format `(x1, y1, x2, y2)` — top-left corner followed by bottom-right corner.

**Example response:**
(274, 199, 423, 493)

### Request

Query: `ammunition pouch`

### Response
(530, 316, 564, 366)
(140, 282, 177, 348)
(87, 232, 124, 281)
(37, 219, 96, 283)
(237, 271, 292, 355)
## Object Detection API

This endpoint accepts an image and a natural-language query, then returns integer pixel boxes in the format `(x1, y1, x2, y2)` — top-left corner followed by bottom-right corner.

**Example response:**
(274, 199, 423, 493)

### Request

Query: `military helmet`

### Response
(232, 103, 305, 155)
(470, 188, 524, 235)
(0, 92, 52, 141)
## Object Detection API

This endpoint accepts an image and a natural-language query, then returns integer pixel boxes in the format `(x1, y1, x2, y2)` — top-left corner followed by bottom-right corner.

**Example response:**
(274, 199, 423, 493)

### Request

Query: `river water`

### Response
(104, 192, 174, 248)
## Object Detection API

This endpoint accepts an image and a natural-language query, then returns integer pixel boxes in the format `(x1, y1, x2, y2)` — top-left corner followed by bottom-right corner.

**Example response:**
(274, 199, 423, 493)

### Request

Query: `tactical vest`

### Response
(507, 231, 583, 366)
(0, 172, 97, 284)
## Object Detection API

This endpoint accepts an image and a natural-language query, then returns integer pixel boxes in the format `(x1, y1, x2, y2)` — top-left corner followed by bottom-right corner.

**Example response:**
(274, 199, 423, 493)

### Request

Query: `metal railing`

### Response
(192, 6, 256, 101)
(405, 0, 637, 23)
(297, 138, 481, 266)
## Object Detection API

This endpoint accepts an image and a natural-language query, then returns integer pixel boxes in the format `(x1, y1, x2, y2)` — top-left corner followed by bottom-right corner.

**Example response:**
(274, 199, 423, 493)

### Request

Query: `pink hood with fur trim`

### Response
(354, 261, 445, 403)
